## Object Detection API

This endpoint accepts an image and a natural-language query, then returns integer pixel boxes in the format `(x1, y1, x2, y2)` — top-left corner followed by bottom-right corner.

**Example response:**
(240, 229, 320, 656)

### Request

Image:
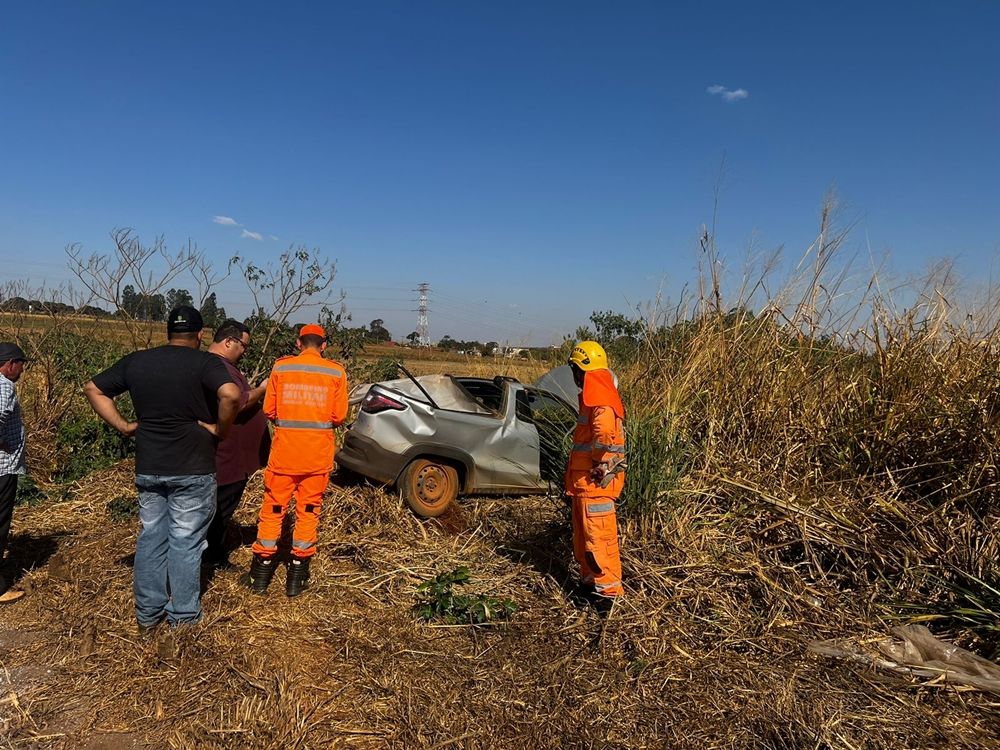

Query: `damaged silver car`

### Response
(337, 365, 579, 517)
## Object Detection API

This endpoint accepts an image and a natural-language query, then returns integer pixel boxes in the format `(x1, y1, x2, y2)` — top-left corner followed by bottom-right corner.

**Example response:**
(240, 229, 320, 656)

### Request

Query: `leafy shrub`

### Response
(107, 495, 139, 522)
(14, 475, 47, 506)
(50, 332, 131, 389)
(414, 567, 517, 625)
(242, 312, 298, 381)
(55, 413, 134, 483)
(242, 310, 401, 385)
(354, 357, 403, 386)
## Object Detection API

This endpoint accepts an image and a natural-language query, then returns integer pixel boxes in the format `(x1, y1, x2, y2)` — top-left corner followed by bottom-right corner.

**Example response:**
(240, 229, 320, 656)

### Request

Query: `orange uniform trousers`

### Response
(251, 470, 329, 559)
(570, 494, 623, 597)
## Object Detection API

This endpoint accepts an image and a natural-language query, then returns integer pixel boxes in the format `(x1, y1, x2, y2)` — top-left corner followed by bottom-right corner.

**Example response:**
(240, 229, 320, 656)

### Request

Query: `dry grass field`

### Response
(0, 312, 162, 342)
(4, 464, 999, 750)
(3, 293, 1000, 748)
(360, 343, 551, 381)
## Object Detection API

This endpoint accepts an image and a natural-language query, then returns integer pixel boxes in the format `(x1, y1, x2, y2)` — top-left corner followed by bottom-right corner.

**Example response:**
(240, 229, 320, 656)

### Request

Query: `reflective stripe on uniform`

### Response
(593, 442, 626, 453)
(587, 502, 614, 514)
(594, 580, 621, 592)
(292, 540, 316, 550)
(275, 419, 334, 429)
(256, 538, 278, 549)
(274, 363, 344, 377)
(573, 441, 625, 454)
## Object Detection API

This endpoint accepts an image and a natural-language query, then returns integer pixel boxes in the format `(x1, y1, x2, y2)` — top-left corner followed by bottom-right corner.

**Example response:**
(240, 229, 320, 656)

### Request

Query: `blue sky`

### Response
(1, 1, 998, 344)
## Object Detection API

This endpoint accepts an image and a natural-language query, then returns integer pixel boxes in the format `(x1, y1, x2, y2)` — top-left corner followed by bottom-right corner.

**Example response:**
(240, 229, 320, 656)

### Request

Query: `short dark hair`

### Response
(213, 319, 250, 344)
(299, 334, 325, 348)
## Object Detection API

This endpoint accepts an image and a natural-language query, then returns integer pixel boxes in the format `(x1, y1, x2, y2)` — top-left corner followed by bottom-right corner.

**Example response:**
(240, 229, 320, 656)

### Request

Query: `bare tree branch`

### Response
(65, 228, 218, 348)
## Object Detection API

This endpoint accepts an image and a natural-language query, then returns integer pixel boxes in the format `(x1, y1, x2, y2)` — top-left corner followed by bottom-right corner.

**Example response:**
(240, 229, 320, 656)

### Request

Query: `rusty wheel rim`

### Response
(413, 463, 453, 507)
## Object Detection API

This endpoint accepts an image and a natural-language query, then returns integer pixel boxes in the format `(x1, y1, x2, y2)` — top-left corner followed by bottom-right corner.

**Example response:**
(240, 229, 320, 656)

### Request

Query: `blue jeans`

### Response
(134, 473, 217, 626)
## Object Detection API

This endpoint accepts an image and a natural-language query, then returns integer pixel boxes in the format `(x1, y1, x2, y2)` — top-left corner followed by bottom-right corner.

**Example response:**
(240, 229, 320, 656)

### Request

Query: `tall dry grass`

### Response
(615, 208, 1000, 650)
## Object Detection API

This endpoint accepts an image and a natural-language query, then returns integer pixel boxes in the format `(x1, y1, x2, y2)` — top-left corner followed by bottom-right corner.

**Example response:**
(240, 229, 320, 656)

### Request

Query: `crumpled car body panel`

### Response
(338, 373, 577, 496)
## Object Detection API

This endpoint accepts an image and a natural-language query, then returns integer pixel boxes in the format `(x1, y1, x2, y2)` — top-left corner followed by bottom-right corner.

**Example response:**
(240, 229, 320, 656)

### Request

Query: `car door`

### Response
(467, 384, 542, 491)
(510, 386, 578, 489)
(464, 383, 568, 492)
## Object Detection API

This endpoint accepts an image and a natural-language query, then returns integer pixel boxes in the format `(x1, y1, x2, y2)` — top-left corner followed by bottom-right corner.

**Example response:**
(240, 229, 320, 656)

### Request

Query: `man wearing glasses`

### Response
(0, 343, 28, 603)
(203, 319, 269, 569)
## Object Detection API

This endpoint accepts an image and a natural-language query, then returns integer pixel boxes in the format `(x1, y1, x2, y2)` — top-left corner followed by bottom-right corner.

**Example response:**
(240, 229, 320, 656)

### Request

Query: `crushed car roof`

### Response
(348, 373, 494, 414)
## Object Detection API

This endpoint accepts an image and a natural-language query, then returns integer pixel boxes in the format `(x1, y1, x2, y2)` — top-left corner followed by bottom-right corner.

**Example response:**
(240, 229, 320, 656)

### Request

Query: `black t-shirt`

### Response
(91, 345, 234, 476)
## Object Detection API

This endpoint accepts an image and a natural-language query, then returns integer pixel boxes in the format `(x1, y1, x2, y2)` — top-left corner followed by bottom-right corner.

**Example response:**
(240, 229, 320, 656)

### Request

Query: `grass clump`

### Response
(619, 413, 689, 518)
(414, 566, 517, 625)
(106, 494, 139, 522)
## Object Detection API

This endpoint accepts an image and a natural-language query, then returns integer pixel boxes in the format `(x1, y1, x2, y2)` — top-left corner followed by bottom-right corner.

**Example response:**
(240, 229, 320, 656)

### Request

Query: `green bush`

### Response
(353, 356, 401, 385)
(50, 333, 131, 388)
(414, 567, 517, 625)
(242, 311, 401, 385)
(55, 413, 134, 483)
(27, 332, 138, 483)
(242, 312, 298, 381)
(107, 494, 139, 522)
(14, 475, 48, 506)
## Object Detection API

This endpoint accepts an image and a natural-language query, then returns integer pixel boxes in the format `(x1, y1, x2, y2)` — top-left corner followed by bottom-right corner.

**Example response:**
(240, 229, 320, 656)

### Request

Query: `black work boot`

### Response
(242, 554, 276, 594)
(285, 557, 311, 597)
(591, 594, 616, 618)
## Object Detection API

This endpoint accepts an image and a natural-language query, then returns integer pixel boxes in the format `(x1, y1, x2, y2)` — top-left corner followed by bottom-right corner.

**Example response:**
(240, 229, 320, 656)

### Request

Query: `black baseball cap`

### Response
(0, 343, 28, 364)
(167, 306, 204, 334)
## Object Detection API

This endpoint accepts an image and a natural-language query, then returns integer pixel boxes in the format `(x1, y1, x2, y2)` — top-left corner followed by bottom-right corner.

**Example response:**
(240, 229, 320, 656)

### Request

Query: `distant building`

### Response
(498, 346, 528, 359)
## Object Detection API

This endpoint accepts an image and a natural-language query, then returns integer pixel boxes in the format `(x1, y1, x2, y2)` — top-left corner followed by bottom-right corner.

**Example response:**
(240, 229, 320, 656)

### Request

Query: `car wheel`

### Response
(401, 458, 459, 518)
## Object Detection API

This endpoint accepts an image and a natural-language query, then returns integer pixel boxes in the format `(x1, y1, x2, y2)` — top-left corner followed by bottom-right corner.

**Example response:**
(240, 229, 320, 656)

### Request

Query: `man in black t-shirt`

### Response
(84, 306, 240, 637)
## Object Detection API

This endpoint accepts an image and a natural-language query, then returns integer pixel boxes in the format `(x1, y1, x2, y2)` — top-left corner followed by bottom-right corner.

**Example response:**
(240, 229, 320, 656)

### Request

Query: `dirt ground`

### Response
(1, 464, 999, 749)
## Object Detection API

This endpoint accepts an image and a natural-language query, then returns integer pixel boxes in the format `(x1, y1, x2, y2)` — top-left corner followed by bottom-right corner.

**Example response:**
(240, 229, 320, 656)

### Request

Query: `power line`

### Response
(430, 298, 567, 337)
(432, 290, 568, 333)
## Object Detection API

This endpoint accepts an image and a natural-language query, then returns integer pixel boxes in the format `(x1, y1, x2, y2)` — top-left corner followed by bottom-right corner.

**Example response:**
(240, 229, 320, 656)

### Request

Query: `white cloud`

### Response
(216, 215, 271, 240)
(269, 235, 279, 241)
(707, 84, 749, 103)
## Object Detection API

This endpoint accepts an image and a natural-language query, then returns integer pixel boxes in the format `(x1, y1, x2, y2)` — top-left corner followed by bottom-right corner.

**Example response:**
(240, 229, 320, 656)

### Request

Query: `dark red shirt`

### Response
(215, 357, 270, 486)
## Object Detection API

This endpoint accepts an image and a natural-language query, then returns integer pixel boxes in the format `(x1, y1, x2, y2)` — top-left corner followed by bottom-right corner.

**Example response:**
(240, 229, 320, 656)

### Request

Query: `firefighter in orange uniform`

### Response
(565, 341, 626, 612)
(243, 324, 348, 597)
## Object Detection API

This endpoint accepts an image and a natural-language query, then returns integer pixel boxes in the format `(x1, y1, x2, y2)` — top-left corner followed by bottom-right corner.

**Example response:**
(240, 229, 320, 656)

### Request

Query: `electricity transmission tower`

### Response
(416, 282, 430, 346)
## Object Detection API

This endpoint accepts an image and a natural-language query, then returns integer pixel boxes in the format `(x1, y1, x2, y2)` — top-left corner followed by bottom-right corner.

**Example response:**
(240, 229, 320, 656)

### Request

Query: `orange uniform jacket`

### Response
(264, 349, 348, 475)
(564, 371, 626, 499)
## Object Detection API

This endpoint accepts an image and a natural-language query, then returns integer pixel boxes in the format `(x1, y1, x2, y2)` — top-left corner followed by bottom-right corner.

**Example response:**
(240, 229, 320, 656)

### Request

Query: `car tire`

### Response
(401, 458, 459, 518)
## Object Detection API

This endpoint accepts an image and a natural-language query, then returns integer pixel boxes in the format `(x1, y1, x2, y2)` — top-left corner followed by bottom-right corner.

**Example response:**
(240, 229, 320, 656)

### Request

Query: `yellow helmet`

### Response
(568, 340, 608, 371)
